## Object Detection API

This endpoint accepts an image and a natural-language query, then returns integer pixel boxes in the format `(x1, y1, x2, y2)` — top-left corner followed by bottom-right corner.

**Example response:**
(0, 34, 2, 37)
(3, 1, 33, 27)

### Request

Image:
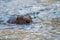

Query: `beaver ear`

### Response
(16, 17, 19, 20)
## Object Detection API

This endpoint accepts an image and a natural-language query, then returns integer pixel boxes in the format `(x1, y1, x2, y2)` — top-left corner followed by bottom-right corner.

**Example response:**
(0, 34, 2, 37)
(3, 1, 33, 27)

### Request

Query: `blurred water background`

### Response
(0, 0, 60, 40)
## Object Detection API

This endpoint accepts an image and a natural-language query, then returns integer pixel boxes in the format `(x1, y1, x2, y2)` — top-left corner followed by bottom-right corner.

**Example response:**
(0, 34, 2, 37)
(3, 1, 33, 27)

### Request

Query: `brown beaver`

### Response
(7, 15, 33, 24)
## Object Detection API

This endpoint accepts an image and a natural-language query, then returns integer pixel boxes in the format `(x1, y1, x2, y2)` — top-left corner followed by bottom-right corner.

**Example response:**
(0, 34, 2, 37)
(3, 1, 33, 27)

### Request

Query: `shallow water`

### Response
(0, 0, 60, 40)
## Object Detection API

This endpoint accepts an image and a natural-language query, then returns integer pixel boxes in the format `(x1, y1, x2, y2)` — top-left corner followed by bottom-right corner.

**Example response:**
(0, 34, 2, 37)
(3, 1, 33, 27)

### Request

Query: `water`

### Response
(0, 0, 60, 40)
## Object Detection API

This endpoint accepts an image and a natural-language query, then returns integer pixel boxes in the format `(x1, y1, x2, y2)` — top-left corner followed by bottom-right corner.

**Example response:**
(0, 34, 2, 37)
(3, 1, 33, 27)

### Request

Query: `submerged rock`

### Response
(50, 17, 60, 27)
(7, 15, 33, 24)
(51, 17, 60, 23)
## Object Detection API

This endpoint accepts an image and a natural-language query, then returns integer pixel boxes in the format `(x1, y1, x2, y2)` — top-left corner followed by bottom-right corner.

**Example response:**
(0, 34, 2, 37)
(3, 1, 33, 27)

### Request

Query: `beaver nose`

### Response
(25, 20, 30, 23)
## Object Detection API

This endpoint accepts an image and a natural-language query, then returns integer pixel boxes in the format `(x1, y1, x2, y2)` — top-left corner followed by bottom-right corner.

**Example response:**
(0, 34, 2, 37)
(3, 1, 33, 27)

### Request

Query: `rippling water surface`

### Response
(0, 0, 60, 40)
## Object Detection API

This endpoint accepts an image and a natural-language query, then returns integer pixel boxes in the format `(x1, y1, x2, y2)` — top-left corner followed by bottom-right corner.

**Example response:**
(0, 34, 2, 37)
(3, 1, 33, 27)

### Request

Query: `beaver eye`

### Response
(26, 20, 30, 23)
(16, 18, 19, 20)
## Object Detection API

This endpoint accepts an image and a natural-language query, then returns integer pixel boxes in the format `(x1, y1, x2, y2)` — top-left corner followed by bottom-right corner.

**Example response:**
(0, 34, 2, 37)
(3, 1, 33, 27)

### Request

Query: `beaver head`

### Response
(7, 15, 33, 24)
